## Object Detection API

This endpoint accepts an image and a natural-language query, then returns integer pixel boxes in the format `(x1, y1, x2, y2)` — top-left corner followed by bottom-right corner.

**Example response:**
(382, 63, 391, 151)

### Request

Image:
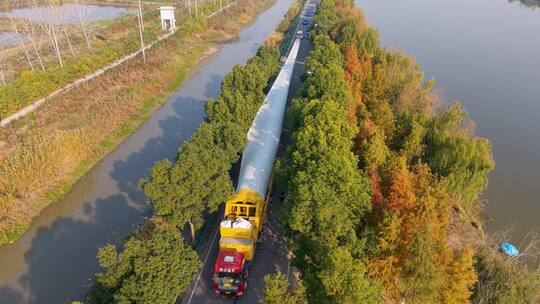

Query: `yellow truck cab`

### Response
(218, 189, 267, 261)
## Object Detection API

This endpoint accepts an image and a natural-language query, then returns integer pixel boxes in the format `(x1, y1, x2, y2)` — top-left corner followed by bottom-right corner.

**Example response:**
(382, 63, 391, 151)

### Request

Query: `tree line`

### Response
(264, 0, 539, 303)
(140, 44, 279, 244)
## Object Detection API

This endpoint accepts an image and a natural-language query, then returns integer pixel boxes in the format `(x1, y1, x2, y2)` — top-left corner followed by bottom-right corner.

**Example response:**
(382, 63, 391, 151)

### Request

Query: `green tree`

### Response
(303, 63, 353, 109)
(139, 124, 235, 242)
(86, 226, 200, 304)
(305, 34, 344, 69)
(333, 14, 379, 57)
(359, 126, 390, 168)
(402, 229, 446, 304)
(319, 248, 382, 304)
(392, 114, 425, 162)
(313, 0, 340, 34)
(285, 99, 371, 246)
(283, 97, 376, 301)
(423, 102, 494, 206)
(264, 272, 308, 304)
(444, 248, 477, 304)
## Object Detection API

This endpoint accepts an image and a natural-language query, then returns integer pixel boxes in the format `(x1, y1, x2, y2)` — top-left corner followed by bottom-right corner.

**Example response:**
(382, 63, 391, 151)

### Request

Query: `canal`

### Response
(357, 0, 540, 243)
(0, 0, 295, 302)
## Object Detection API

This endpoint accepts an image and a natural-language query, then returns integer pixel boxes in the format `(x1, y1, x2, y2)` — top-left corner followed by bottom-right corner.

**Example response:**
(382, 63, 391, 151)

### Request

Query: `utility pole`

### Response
(0, 50, 6, 85)
(138, 0, 144, 31)
(48, 1, 63, 68)
(137, 0, 146, 62)
(18, 2, 45, 71)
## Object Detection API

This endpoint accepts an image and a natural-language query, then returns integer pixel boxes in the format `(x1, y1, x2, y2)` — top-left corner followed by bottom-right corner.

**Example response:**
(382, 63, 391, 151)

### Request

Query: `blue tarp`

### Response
(501, 242, 519, 256)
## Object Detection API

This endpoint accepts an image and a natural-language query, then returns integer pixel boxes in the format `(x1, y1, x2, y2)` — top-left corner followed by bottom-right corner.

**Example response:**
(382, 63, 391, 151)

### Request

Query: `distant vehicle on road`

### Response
(296, 30, 304, 39)
(305, 11, 311, 16)
(302, 19, 309, 26)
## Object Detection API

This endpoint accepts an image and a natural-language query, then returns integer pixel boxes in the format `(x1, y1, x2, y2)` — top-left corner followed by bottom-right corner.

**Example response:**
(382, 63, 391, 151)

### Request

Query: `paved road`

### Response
(179, 1, 316, 303)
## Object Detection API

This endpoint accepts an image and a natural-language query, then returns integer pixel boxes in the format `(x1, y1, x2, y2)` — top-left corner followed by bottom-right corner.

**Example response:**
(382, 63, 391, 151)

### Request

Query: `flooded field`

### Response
(0, 3, 135, 25)
(0, 31, 22, 47)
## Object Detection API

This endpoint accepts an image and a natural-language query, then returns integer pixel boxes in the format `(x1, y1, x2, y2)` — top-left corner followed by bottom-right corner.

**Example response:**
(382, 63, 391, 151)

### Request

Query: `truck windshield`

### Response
(214, 272, 242, 285)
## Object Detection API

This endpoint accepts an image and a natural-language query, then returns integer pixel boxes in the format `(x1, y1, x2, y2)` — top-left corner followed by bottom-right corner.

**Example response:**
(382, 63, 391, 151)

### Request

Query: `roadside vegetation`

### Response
(264, 0, 540, 303)
(82, 2, 301, 302)
(86, 220, 201, 303)
(0, 0, 277, 245)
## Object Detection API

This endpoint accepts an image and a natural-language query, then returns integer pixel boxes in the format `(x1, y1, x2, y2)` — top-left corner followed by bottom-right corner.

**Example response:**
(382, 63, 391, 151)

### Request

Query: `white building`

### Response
(159, 6, 176, 31)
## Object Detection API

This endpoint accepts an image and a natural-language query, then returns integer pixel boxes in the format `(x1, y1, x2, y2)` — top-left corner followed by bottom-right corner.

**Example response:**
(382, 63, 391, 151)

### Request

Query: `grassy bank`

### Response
(0, 0, 277, 245)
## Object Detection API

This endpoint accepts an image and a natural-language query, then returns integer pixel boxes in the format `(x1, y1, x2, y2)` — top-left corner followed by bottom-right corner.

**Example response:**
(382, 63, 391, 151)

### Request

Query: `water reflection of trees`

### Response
(509, 0, 540, 8)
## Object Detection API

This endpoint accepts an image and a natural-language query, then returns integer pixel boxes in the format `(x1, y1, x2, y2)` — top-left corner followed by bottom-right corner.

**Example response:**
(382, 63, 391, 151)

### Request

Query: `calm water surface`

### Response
(0, 31, 22, 47)
(1, 4, 135, 25)
(357, 0, 540, 242)
(0, 0, 295, 302)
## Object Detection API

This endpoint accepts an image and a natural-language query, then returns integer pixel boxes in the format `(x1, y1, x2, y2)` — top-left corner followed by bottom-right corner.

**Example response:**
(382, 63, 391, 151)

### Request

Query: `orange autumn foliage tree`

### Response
(368, 160, 478, 302)
(383, 157, 416, 212)
(444, 248, 477, 304)
(368, 211, 404, 299)
(344, 45, 371, 124)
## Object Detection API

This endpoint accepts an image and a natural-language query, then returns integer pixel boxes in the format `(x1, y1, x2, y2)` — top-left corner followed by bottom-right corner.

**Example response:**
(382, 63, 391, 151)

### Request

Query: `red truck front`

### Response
(212, 251, 248, 297)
